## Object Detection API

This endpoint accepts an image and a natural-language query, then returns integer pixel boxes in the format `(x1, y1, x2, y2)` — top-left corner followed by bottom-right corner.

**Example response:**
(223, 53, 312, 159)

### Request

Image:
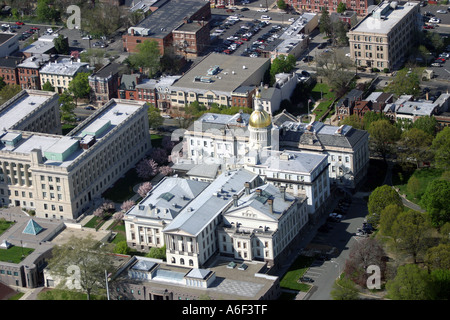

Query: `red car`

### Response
(31, 27, 39, 30)
(436, 57, 446, 62)
(216, 5, 225, 8)
(15, 21, 24, 25)
(241, 37, 249, 41)
(423, 25, 434, 29)
(234, 40, 243, 45)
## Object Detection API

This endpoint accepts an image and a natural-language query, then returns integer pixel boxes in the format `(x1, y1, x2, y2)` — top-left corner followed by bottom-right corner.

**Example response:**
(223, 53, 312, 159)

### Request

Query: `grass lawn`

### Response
(393, 166, 444, 204)
(310, 83, 336, 119)
(0, 246, 34, 263)
(8, 292, 24, 300)
(102, 168, 144, 203)
(38, 288, 106, 300)
(0, 219, 14, 236)
(279, 255, 315, 292)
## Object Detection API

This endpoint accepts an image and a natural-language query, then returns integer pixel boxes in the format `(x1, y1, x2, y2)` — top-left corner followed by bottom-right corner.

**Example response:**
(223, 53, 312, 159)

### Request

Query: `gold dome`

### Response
(249, 106, 271, 128)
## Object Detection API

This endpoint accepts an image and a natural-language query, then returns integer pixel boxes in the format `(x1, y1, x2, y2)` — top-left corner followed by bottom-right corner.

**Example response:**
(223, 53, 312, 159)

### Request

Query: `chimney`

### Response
(233, 194, 238, 207)
(244, 182, 250, 195)
(256, 188, 262, 196)
(267, 198, 273, 214)
(426, 92, 429, 100)
(280, 186, 286, 201)
(131, 28, 135, 36)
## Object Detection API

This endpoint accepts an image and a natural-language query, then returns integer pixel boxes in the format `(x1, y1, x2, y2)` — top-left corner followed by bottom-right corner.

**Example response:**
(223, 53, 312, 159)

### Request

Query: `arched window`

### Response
(171, 257, 176, 264)
(189, 259, 194, 266)
(180, 258, 185, 265)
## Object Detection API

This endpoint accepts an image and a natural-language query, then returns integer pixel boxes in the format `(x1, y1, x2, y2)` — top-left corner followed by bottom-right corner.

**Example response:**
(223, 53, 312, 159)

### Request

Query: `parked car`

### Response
(241, 7, 249, 11)
(261, 15, 271, 20)
(423, 25, 434, 29)
(300, 277, 314, 283)
(82, 35, 92, 40)
(15, 21, 24, 25)
(429, 17, 440, 23)
(257, 8, 268, 12)
(85, 106, 95, 110)
(318, 42, 327, 49)
(436, 9, 447, 14)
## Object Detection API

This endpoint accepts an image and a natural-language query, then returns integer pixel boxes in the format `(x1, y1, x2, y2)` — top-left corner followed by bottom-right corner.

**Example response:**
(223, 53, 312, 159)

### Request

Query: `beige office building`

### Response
(0, 97, 152, 221)
(348, 1, 420, 71)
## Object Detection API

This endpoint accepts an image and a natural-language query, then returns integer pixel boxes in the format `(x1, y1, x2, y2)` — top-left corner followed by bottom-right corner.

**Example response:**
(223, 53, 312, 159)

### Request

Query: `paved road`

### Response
(304, 193, 369, 300)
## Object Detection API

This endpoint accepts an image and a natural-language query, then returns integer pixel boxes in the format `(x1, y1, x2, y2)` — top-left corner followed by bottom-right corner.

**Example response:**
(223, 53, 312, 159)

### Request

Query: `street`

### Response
(302, 193, 370, 300)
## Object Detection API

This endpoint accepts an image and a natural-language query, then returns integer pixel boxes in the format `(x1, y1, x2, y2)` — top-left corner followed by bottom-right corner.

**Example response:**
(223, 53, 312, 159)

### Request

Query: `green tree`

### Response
(430, 269, 450, 300)
(59, 91, 77, 123)
(0, 77, 6, 91)
(114, 241, 130, 255)
(362, 111, 389, 130)
(53, 35, 69, 55)
(270, 54, 296, 85)
(431, 127, 450, 170)
(368, 119, 401, 162)
(68, 72, 91, 105)
(0, 84, 21, 105)
(379, 204, 403, 237)
(425, 243, 450, 271)
(412, 116, 437, 137)
(47, 235, 115, 300)
(420, 179, 450, 227)
(277, 0, 287, 10)
(319, 8, 332, 36)
(384, 68, 421, 97)
(146, 245, 166, 260)
(42, 81, 55, 92)
(315, 50, 353, 94)
(391, 210, 432, 263)
(386, 264, 434, 300)
(336, 2, 347, 13)
(332, 20, 349, 47)
(147, 104, 164, 129)
(330, 277, 359, 300)
(397, 128, 433, 169)
(367, 185, 402, 227)
(406, 175, 421, 199)
(128, 40, 161, 77)
(36, 0, 60, 22)
(339, 114, 364, 130)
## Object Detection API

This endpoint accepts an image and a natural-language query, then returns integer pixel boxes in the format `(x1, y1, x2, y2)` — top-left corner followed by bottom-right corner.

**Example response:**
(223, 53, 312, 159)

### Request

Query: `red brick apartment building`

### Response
(0, 56, 22, 85)
(122, 0, 211, 57)
(286, 0, 374, 16)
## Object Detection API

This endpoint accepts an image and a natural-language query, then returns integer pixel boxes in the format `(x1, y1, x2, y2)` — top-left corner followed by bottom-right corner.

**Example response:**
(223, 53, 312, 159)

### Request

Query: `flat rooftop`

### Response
(171, 53, 270, 95)
(0, 99, 146, 168)
(133, 0, 208, 38)
(40, 58, 89, 76)
(350, 1, 418, 35)
(0, 90, 55, 130)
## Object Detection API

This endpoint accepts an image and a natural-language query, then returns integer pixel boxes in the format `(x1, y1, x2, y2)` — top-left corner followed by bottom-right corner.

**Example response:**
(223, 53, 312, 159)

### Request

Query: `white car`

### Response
(288, 18, 295, 22)
(436, 10, 447, 14)
(82, 35, 92, 40)
(47, 28, 53, 33)
(261, 15, 271, 20)
(429, 17, 441, 23)
(257, 8, 268, 12)
(431, 63, 442, 67)
(439, 52, 450, 59)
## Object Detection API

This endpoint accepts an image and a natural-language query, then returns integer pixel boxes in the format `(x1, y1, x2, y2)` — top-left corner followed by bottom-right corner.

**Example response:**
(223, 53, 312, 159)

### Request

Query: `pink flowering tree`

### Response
(136, 158, 158, 180)
(159, 165, 173, 177)
(120, 200, 135, 213)
(138, 181, 152, 198)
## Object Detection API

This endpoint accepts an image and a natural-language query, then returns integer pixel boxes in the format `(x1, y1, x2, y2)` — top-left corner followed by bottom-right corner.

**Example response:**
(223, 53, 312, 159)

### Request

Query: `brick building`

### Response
(88, 62, 120, 107)
(0, 56, 22, 86)
(287, 0, 373, 15)
(122, 0, 211, 57)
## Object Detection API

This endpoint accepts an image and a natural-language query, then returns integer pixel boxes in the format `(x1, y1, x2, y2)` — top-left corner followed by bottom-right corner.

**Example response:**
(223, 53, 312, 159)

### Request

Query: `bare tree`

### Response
(315, 50, 354, 96)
